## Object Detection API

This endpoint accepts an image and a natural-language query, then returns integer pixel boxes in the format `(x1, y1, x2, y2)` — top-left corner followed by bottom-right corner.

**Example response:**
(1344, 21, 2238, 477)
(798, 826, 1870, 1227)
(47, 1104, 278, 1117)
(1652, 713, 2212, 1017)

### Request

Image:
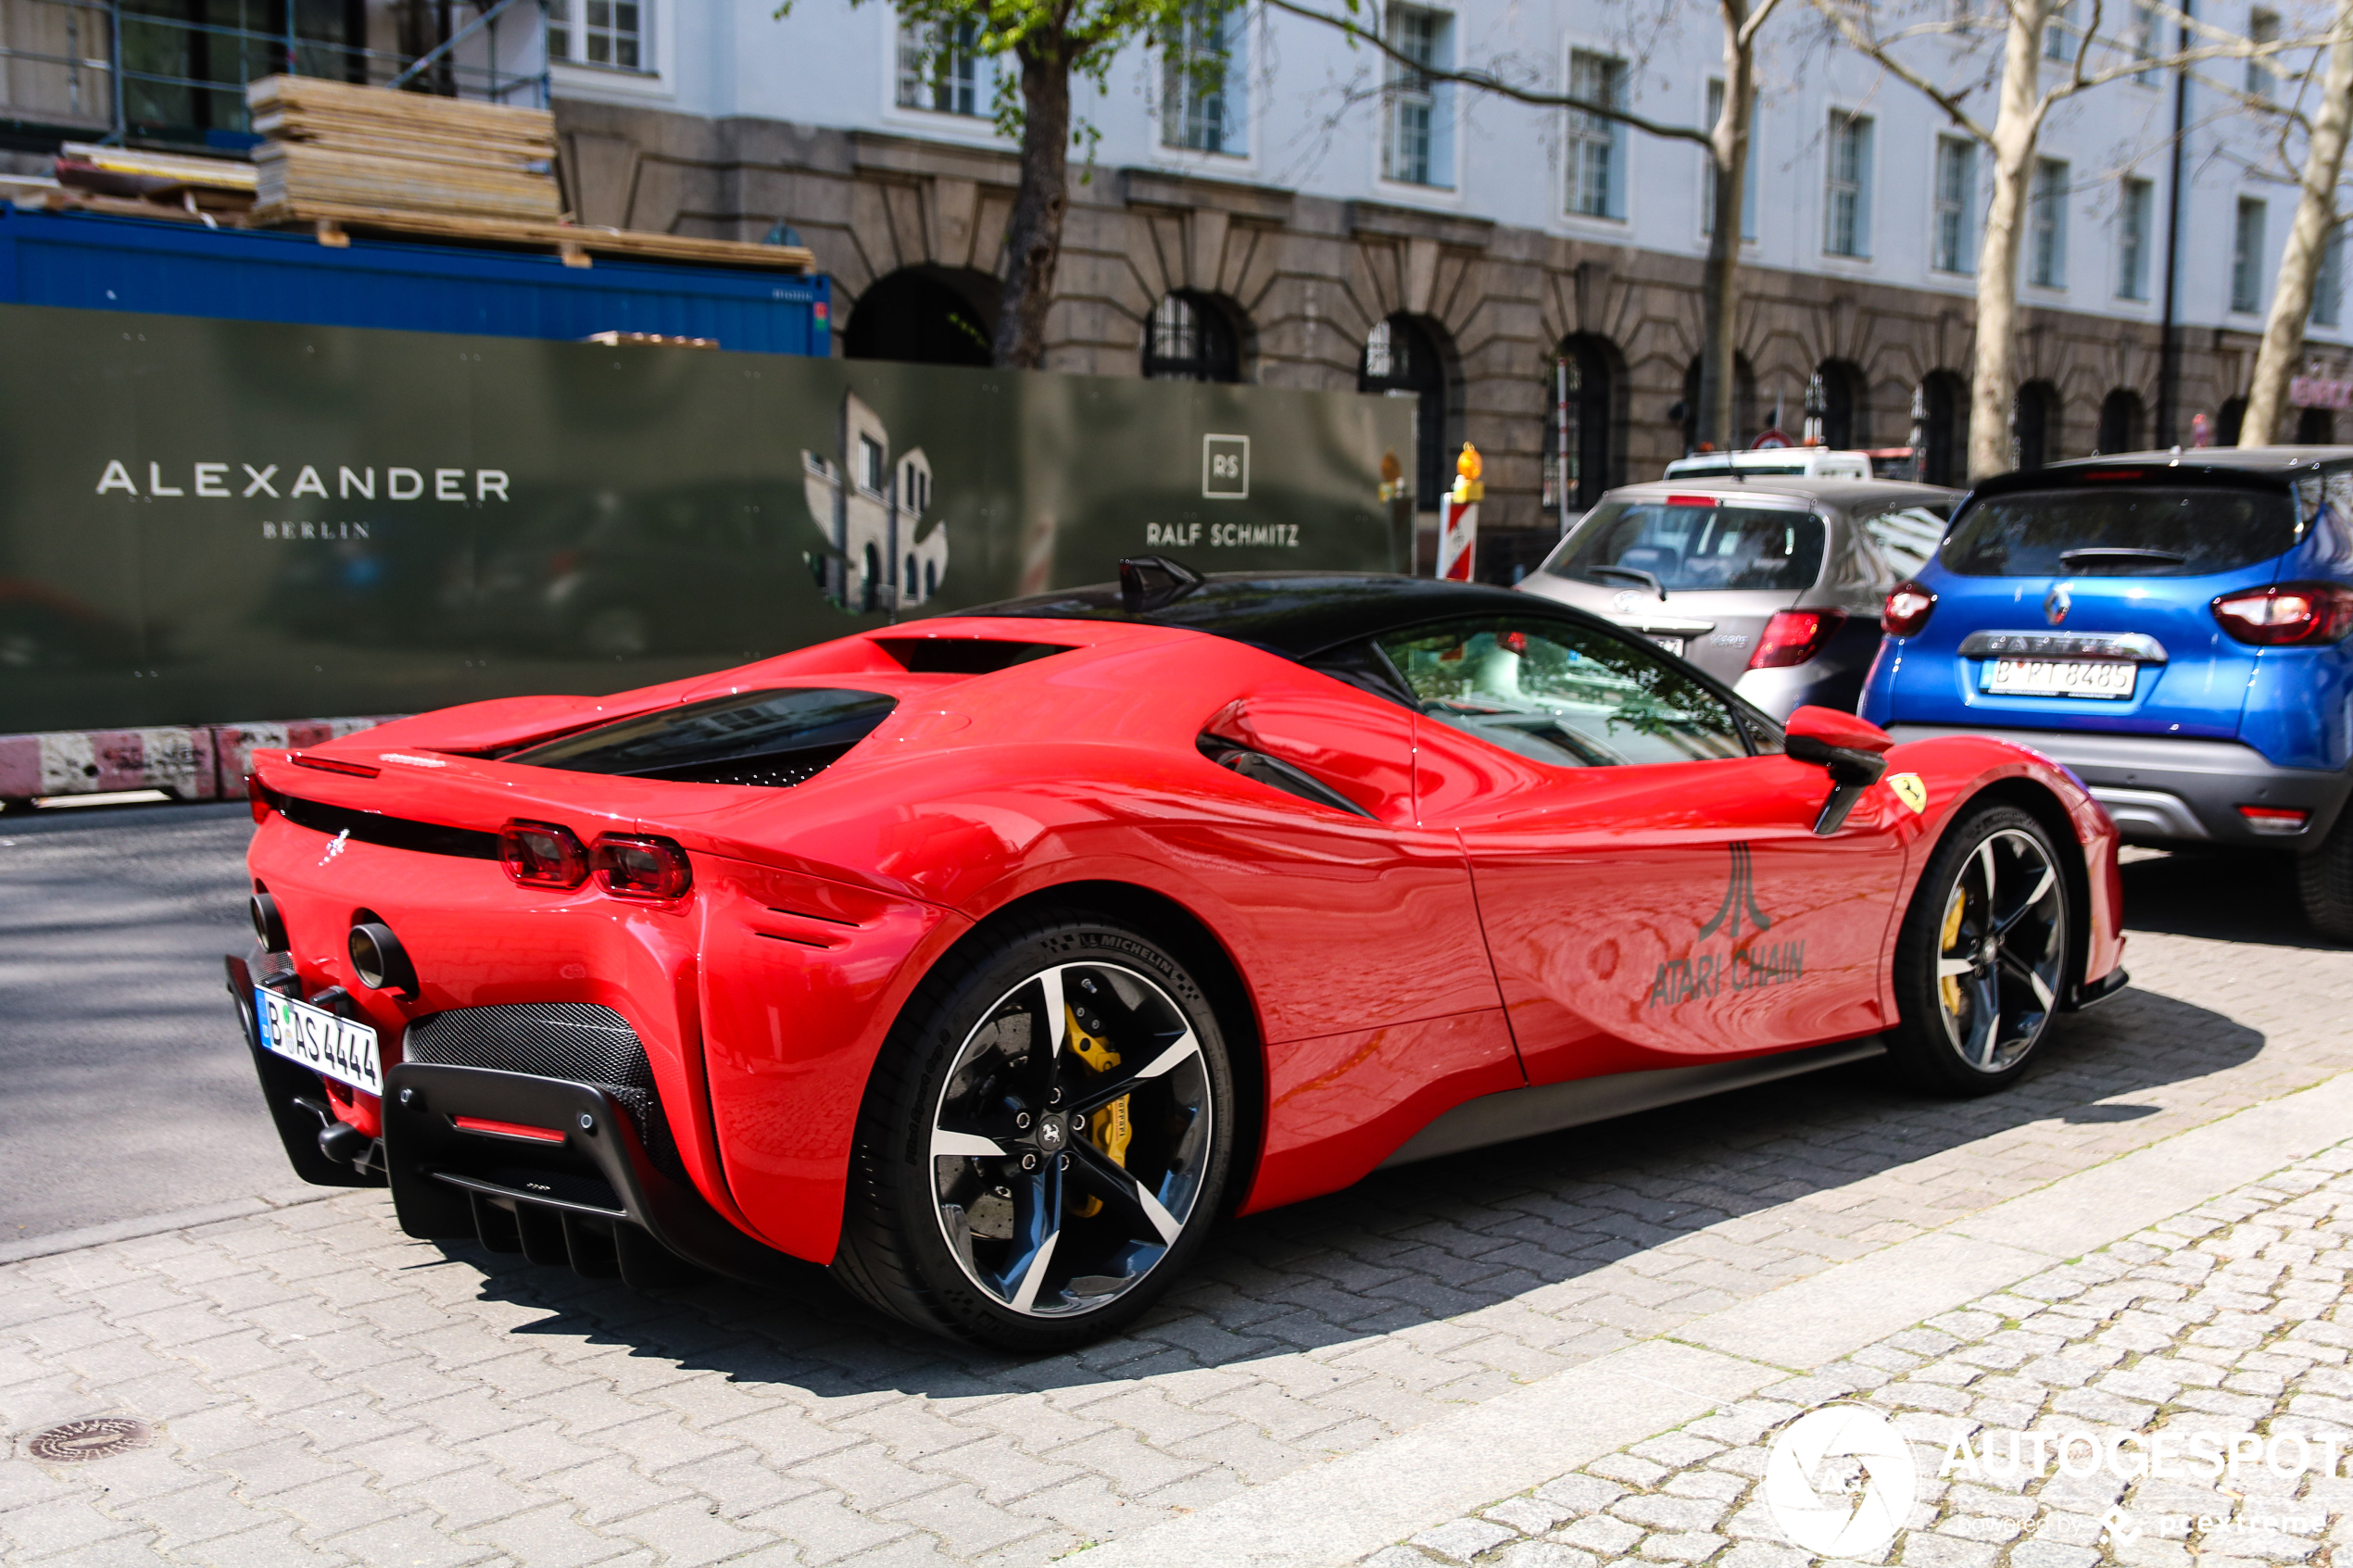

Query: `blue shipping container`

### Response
(0, 206, 829, 354)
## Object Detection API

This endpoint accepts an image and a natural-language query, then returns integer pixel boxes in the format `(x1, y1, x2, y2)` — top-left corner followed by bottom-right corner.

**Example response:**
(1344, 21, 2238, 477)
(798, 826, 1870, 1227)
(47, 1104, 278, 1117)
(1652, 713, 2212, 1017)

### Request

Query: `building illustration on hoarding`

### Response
(802, 392, 947, 614)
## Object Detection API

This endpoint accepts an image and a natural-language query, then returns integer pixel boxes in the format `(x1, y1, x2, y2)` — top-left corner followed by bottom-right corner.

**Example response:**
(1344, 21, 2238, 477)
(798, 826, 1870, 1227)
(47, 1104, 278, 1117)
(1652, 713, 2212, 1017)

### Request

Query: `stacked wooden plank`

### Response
(246, 75, 560, 222)
(238, 73, 817, 273)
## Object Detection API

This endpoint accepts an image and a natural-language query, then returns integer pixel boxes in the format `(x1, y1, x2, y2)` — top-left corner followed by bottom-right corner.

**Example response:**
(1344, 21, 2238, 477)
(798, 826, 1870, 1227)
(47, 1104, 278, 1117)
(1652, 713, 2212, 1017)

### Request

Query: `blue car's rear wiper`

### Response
(2058, 546, 2189, 569)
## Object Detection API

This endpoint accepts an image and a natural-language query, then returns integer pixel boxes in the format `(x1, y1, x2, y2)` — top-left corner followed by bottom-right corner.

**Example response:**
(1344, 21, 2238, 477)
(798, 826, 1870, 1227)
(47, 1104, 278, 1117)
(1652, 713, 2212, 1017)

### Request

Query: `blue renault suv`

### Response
(1859, 448, 2353, 939)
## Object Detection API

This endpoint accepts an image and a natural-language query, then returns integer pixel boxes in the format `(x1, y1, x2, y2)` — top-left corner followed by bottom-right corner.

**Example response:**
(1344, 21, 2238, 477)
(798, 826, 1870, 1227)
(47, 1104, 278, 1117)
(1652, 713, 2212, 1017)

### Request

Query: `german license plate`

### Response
(1647, 636, 1687, 658)
(256, 987, 383, 1095)
(1984, 658, 2137, 699)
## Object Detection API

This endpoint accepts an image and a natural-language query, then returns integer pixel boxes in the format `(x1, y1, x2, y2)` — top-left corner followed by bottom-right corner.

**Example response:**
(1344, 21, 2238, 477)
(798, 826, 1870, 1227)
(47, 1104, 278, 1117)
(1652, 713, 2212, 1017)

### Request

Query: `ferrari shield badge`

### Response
(1886, 773, 1929, 814)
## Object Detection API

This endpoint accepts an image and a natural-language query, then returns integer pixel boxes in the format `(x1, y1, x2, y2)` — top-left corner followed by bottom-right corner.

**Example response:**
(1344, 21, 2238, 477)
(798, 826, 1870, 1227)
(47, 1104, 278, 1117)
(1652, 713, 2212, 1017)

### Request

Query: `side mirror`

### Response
(1784, 706, 1894, 754)
(1782, 707, 1892, 835)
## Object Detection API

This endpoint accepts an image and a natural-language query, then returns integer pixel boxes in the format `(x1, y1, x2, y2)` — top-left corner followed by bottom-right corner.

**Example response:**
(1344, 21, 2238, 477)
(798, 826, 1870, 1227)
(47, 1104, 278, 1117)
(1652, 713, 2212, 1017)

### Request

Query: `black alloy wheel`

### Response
(833, 909, 1234, 1349)
(1887, 804, 2073, 1094)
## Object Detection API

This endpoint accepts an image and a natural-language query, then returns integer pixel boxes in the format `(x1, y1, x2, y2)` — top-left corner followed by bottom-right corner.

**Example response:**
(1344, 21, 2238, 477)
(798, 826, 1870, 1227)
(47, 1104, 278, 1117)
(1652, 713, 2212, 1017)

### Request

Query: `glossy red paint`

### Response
(242, 610, 2125, 1271)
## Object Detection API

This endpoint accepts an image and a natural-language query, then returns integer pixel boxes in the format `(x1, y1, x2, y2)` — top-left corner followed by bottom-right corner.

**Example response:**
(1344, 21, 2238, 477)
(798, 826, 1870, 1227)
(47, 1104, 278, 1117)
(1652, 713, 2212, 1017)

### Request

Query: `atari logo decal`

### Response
(1696, 843, 1771, 941)
(1650, 844, 1807, 1007)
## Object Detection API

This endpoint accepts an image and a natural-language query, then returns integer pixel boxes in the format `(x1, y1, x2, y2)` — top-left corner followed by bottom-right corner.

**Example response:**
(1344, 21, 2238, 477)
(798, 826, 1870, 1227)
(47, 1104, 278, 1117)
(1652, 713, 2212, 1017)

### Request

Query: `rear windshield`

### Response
(1942, 486, 2302, 577)
(1666, 462, 1811, 479)
(508, 687, 897, 787)
(1857, 504, 1953, 577)
(1541, 501, 1827, 594)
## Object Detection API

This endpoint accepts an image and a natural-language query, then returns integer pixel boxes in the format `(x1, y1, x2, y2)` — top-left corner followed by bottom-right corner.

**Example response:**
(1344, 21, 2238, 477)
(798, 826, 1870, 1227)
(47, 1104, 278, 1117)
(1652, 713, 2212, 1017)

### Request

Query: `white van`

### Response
(1661, 448, 1872, 481)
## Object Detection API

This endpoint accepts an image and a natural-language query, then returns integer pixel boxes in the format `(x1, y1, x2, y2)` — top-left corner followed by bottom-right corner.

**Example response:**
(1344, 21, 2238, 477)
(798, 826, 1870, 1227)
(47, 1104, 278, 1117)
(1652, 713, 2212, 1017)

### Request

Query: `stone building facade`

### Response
(552, 94, 2353, 566)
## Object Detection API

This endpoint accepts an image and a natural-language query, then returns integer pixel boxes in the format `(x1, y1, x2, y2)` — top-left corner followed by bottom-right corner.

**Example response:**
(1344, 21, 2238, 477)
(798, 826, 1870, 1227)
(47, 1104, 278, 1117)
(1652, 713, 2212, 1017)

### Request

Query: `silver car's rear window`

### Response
(1541, 501, 1827, 594)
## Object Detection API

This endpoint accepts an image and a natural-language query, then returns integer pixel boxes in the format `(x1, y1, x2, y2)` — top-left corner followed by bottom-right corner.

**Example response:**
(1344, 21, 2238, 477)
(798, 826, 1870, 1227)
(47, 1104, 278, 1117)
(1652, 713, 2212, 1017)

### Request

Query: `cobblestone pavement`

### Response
(1, 852, 2349, 1567)
(1376, 1141, 2353, 1568)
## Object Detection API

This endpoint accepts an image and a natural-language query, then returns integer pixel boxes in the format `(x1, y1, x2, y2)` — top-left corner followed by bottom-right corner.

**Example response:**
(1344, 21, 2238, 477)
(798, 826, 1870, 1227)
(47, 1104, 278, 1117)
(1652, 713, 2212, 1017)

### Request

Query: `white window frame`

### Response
(1823, 107, 1874, 261)
(2315, 222, 2347, 330)
(2131, 0, 2161, 86)
(2232, 196, 2269, 314)
(1560, 47, 1628, 222)
(2118, 176, 2154, 301)
(1161, 2, 1249, 157)
(2028, 157, 2070, 290)
(547, 0, 671, 98)
(893, 16, 996, 120)
(1379, 3, 1456, 193)
(2247, 7, 2279, 101)
(1931, 135, 1976, 276)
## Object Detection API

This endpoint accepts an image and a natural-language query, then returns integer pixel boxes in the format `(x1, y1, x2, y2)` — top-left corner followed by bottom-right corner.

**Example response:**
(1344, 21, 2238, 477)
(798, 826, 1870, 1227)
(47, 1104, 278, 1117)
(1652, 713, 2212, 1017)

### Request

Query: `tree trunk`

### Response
(993, 40, 1074, 370)
(2242, 0, 2353, 445)
(1969, 0, 2053, 480)
(1697, 0, 1755, 453)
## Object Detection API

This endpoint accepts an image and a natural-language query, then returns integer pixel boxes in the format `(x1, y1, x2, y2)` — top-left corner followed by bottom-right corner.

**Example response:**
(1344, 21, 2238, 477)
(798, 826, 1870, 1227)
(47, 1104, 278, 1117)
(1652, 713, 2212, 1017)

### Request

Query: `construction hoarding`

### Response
(0, 303, 1414, 736)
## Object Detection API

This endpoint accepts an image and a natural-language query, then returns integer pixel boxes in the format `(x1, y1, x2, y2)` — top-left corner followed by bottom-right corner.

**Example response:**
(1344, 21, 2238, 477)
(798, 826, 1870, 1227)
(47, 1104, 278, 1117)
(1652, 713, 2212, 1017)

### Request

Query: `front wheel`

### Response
(1886, 804, 2073, 1096)
(831, 909, 1235, 1350)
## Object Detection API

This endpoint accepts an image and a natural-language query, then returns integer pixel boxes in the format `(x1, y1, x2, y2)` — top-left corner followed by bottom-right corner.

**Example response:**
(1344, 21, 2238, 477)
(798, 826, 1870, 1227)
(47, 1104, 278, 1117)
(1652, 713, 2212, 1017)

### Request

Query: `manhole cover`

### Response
(24, 1417, 154, 1463)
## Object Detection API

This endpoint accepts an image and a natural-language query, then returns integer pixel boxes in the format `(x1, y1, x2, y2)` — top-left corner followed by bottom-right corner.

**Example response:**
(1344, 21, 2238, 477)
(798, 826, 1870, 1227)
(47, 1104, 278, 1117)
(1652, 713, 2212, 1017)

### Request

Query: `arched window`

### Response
(1359, 315, 1453, 505)
(1920, 370, 1968, 485)
(1818, 359, 1869, 449)
(1680, 355, 1758, 453)
(862, 542, 882, 613)
(2014, 381, 2062, 470)
(2097, 389, 2145, 454)
(846, 269, 994, 366)
(1142, 292, 1242, 382)
(925, 559, 939, 598)
(2298, 405, 2337, 444)
(1541, 336, 1617, 512)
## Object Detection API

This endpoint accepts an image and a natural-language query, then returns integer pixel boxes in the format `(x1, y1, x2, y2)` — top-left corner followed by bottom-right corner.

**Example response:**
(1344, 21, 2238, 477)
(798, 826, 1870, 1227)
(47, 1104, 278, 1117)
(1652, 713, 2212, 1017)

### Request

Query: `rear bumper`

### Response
(1883, 725, 2353, 847)
(380, 1063, 802, 1288)
(226, 959, 795, 1289)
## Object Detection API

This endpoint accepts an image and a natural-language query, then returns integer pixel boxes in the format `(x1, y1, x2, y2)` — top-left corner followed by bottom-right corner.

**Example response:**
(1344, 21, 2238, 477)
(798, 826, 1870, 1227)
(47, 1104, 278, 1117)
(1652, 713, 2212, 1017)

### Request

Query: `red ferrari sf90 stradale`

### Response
(228, 564, 2126, 1349)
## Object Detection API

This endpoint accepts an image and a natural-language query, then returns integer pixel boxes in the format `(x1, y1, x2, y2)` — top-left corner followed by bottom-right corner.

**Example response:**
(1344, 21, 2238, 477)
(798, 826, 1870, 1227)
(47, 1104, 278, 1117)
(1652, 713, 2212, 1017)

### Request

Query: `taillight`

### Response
(2210, 582, 2353, 645)
(2237, 805, 2311, 834)
(1883, 580, 1937, 637)
(1748, 608, 1847, 670)
(590, 834, 693, 900)
(500, 820, 588, 889)
(246, 773, 272, 824)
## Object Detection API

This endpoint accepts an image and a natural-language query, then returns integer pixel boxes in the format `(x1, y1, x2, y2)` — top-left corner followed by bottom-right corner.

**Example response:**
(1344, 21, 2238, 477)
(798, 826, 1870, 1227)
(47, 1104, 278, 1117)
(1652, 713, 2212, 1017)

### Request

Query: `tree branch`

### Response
(1806, 0, 1997, 141)
(1260, 0, 1715, 144)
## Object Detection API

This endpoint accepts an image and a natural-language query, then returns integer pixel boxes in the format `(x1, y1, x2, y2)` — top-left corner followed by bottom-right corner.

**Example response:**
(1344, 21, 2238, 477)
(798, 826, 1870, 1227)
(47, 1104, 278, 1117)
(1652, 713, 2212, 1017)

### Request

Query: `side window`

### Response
(1856, 504, 1952, 579)
(1378, 618, 1748, 768)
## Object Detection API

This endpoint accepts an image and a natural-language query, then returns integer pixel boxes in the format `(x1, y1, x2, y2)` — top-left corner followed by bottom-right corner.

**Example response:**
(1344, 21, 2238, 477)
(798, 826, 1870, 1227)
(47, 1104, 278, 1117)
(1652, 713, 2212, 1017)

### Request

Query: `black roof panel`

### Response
(967, 571, 1603, 659)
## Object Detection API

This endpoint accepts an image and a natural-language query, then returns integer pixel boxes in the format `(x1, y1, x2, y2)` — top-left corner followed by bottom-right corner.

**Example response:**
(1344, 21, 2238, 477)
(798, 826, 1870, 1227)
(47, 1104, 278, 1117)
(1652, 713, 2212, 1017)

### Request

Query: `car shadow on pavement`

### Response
(437, 978, 2265, 1401)
(2120, 847, 2347, 950)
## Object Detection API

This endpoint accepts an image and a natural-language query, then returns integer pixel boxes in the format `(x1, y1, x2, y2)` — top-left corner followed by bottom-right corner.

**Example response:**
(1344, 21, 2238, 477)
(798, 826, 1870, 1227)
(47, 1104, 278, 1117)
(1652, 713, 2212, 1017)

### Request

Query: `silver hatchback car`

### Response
(1516, 475, 1958, 719)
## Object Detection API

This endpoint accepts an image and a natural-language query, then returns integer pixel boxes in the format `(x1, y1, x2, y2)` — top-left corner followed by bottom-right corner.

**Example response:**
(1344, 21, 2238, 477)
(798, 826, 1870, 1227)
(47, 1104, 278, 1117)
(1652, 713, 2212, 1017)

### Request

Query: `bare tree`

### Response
(1812, 0, 2306, 476)
(1262, 0, 1783, 454)
(2242, 0, 2353, 445)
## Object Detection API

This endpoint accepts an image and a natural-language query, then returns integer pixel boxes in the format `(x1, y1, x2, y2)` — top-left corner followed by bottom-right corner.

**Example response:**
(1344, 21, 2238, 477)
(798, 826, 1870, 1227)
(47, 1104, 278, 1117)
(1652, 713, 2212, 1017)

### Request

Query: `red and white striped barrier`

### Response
(0, 716, 404, 805)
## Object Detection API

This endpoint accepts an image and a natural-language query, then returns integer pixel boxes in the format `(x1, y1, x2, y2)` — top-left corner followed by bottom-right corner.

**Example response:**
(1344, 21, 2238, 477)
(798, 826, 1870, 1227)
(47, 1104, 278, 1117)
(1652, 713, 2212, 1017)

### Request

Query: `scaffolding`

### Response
(0, 0, 547, 151)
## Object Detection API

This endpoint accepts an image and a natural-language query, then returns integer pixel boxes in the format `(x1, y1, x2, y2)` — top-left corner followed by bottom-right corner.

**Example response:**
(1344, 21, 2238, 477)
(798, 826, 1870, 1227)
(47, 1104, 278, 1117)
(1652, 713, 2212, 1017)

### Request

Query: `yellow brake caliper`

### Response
(1065, 1008, 1131, 1217)
(1938, 884, 1969, 1016)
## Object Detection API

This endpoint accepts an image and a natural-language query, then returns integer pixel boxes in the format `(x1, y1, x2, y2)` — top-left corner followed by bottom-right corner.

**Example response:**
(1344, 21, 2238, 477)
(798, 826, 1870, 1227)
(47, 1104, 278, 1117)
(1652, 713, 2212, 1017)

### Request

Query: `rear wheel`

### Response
(1887, 805, 2072, 1096)
(2297, 809, 2353, 943)
(831, 909, 1234, 1350)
